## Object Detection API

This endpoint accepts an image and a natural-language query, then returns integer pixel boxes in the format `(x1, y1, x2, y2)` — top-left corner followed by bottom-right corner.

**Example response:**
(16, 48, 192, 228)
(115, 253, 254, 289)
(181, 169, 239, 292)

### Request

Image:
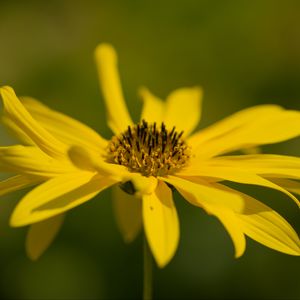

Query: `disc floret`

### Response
(107, 120, 191, 176)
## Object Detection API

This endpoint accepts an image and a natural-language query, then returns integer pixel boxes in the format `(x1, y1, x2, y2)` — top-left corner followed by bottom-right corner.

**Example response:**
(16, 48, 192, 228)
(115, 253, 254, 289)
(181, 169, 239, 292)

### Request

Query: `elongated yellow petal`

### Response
(0, 175, 40, 197)
(68, 145, 158, 196)
(0, 86, 66, 159)
(94, 44, 133, 134)
(168, 176, 300, 257)
(204, 154, 300, 176)
(139, 87, 165, 124)
(211, 207, 246, 258)
(68, 145, 131, 180)
(140, 86, 202, 135)
(163, 176, 245, 257)
(214, 183, 300, 256)
(21, 97, 108, 154)
(1, 114, 33, 145)
(26, 214, 65, 260)
(164, 87, 202, 136)
(0, 146, 76, 177)
(10, 173, 117, 227)
(188, 105, 282, 146)
(163, 176, 244, 212)
(269, 178, 300, 195)
(188, 105, 300, 158)
(143, 180, 179, 268)
(179, 163, 300, 208)
(113, 186, 142, 243)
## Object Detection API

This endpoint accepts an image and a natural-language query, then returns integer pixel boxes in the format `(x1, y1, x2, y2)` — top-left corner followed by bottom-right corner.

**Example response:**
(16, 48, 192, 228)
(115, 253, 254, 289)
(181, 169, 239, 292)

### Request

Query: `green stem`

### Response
(143, 236, 153, 300)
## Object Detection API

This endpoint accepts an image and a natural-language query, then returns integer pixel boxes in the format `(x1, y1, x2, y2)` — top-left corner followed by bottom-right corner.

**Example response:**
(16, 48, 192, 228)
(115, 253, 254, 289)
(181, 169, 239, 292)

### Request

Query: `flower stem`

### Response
(143, 236, 153, 300)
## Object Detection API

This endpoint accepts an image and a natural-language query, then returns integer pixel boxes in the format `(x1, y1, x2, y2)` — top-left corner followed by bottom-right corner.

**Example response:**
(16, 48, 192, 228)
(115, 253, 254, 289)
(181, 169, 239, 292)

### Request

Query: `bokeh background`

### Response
(0, 0, 300, 299)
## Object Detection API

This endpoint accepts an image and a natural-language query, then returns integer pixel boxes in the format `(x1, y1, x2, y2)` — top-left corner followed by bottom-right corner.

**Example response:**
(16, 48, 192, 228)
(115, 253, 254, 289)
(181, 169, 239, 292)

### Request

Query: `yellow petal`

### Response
(180, 163, 300, 208)
(163, 176, 245, 257)
(94, 44, 133, 134)
(143, 180, 179, 268)
(218, 185, 300, 256)
(10, 173, 117, 227)
(204, 154, 300, 178)
(1, 114, 33, 145)
(139, 87, 165, 124)
(21, 97, 108, 154)
(0, 86, 66, 159)
(68, 145, 131, 181)
(0, 175, 40, 197)
(269, 178, 300, 195)
(188, 104, 282, 146)
(163, 176, 244, 212)
(211, 207, 246, 258)
(26, 214, 65, 260)
(140, 86, 202, 135)
(112, 186, 142, 243)
(188, 105, 300, 158)
(0, 146, 76, 177)
(164, 87, 203, 136)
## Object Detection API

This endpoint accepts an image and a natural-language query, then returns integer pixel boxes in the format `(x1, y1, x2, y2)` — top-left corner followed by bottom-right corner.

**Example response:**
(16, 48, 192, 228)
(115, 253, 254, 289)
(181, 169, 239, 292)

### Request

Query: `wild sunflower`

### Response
(1, 44, 300, 269)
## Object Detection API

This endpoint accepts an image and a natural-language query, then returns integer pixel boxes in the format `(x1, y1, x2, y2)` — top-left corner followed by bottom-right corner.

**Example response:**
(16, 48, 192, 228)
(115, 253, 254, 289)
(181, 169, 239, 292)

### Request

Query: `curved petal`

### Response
(211, 207, 246, 258)
(68, 145, 158, 196)
(10, 172, 117, 227)
(94, 44, 133, 134)
(214, 183, 300, 256)
(112, 186, 142, 243)
(68, 145, 132, 180)
(167, 176, 300, 257)
(26, 213, 65, 260)
(162, 176, 244, 212)
(0, 86, 66, 159)
(0, 175, 41, 197)
(163, 176, 245, 257)
(1, 114, 33, 145)
(139, 87, 165, 124)
(163, 87, 203, 136)
(0, 146, 76, 177)
(179, 161, 300, 208)
(188, 105, 300, 158)
(143, 180, 179, 268)
(140, 87, 202, 136)
(21, 97, 108, 154)
(269, 178, 300, 195)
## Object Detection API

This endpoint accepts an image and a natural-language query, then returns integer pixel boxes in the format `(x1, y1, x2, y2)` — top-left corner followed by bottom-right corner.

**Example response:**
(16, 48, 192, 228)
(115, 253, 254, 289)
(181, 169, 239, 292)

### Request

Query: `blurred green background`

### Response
(0, 0, 300, 299)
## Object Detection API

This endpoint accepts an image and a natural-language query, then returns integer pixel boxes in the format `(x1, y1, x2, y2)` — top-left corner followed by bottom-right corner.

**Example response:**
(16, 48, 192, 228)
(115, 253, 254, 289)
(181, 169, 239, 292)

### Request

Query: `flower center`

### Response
(106, 120, 191, 177)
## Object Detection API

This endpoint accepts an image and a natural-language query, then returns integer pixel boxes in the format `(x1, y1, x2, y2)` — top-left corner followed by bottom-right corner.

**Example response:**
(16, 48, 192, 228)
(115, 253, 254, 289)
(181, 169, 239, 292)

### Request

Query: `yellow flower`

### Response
(1, 44, 300, 267)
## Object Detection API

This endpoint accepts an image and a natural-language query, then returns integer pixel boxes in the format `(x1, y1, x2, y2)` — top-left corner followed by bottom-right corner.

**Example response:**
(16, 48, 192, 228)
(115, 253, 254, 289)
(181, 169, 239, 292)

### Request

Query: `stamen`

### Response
(106, 120, 191, 176)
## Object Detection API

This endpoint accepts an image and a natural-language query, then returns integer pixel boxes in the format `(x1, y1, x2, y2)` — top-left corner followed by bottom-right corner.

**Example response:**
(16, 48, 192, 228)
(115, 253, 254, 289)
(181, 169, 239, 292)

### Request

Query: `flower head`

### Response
(1, 43, 300, 267)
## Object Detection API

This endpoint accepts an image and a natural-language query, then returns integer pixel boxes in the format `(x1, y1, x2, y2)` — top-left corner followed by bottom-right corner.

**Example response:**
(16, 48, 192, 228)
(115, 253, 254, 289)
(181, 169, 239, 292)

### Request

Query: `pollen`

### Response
(106, 120, 191, 176)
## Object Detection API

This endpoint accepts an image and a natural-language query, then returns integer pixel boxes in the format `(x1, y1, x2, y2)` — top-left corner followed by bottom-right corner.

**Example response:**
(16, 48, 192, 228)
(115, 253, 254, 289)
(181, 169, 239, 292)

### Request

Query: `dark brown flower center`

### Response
(106, 120, 190, 176)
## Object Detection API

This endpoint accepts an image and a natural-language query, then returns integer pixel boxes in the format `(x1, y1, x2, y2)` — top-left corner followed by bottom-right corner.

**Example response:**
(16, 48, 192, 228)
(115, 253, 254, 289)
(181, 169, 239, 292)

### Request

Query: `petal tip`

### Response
(94, 43, 117, 62)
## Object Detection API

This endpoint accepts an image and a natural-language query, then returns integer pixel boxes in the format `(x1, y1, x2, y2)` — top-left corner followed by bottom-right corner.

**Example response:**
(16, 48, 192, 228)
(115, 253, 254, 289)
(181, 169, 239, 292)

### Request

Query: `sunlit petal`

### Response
(26, 214, 65, 260)
(139, 87, 165, 124)
(163, 176, 245, 257)
(164, 87, 202, 136)
(143, 180, 179, 268)
(188, 105, 300, 158)
(0, 146, 76, 177)
(179, 161, 300, 208)
(214, 183, 300, 256)
(0, 86, 66, 159)
(10, 173, 117, 227)
(94, 44, 133, 134)
(21, 97, 108, 154)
